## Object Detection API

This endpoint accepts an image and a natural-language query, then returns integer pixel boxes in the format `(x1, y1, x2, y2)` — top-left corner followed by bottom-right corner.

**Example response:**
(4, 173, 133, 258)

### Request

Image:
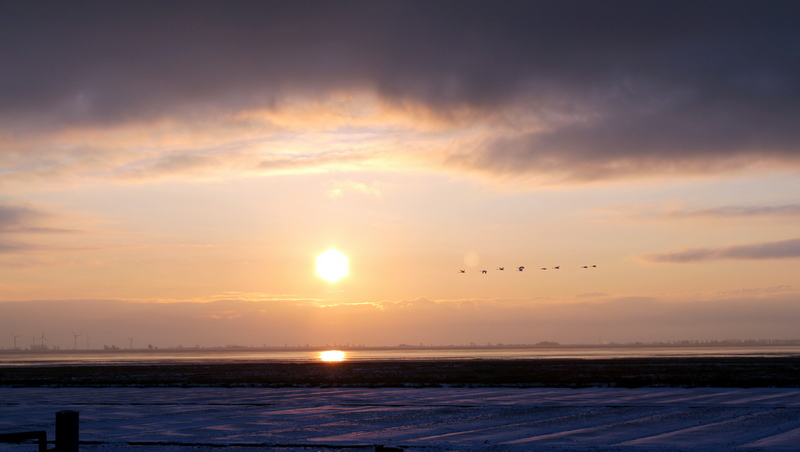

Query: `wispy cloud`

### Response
(0, 242, 46, 253)
(642, 237, 800, 263)
(0, 201, 95, 260)
(669, 204, 800, 218)
(0, 202, 83, 235)
(328, 180, 384, 198)
(116, 153, 225, 181)
(0, 203, 46, 232)
(594, 202, 800, 224)
(258, 150, 374, 173)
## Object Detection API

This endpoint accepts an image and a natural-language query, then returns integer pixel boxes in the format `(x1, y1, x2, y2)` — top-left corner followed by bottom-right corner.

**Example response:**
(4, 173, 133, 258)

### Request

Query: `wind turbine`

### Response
(72, 332, 82, 350)
(11, 333, 21, 350)
(39, 330, 47, 346)
(128, 337, 134, 349)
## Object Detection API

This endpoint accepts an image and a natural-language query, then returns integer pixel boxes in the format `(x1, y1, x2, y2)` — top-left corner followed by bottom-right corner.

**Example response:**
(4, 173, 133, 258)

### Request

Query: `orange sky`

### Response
(1, 1, 799, 348)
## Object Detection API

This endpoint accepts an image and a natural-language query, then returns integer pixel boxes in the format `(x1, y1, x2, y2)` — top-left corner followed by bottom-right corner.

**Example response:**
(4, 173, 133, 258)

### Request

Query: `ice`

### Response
(2, 387, 800, 451)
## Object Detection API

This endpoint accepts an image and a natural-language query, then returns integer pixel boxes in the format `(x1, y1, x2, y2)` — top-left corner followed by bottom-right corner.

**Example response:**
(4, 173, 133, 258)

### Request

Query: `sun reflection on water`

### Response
(319, 350, 346, 362)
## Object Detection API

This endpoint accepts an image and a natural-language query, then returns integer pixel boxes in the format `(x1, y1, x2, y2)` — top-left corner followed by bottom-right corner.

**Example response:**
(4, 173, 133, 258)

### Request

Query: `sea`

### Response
(2, 344, 799, 366)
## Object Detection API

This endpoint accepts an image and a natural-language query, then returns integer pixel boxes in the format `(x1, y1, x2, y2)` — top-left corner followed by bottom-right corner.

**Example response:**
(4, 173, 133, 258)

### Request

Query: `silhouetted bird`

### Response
(497, 267, 505, 271)
(481, 270, 487, 274)
(518, 266, 525, 272)
(553, 266, 560, 269)
(459, 269, 466, 273)
(540, 267, 547, 270)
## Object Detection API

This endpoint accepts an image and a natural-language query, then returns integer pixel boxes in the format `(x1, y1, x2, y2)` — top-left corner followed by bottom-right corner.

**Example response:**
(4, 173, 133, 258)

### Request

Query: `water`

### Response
(2, 344, 799, 366)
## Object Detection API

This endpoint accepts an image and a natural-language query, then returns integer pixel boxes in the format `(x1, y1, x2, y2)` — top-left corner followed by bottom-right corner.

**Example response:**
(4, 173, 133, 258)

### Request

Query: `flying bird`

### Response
(481, 270, 488, 274)
(497, 267, 505, 271)
(540, 267, 547, 270)
(517, 266, 525, 272)
(459, 269, 465, 273)
(553, 266, 560, 269)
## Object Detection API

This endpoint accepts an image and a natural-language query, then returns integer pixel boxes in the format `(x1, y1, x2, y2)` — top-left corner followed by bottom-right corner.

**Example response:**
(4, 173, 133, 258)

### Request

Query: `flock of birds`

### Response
(459, 265, 597, 274)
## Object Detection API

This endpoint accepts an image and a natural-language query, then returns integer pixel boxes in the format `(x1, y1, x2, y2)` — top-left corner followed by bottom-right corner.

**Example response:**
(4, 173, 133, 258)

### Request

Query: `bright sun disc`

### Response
(320, 350, 346, 362)
(316, 249, 348, 282)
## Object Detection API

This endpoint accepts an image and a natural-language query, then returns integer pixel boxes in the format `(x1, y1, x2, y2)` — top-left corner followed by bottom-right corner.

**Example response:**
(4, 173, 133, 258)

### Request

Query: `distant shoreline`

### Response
(3, 357, 800, 388)
(4, 340, 800, 354)
(4, 344, 800, 369)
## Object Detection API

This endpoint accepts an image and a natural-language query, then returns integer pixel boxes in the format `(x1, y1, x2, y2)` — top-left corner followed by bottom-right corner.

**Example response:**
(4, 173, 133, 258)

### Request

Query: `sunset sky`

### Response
(2, 1, 800, 348)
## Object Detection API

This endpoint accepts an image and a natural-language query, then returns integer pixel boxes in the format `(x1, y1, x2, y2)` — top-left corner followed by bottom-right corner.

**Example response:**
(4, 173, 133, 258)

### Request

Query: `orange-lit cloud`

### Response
(328, 180, 384, 198)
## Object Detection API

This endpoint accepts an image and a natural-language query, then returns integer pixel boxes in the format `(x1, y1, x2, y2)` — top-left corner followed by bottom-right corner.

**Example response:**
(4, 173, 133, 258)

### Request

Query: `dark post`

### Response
(55, 410, 79, 452)
(0, 431, 47, 452)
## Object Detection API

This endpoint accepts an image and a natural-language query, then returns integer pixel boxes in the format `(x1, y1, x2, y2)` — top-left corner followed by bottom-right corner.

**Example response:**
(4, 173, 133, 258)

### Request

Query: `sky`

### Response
(2, 0, 800, 349)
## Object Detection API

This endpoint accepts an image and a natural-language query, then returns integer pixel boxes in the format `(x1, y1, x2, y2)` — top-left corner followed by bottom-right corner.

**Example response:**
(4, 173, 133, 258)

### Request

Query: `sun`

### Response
(320, 350, 346, 362)
(316, 249, 349, 282)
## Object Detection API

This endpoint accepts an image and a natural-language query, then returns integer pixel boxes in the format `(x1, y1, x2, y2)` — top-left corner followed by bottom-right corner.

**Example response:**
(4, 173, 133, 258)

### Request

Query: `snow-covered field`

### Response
(2, 387, 800, 451)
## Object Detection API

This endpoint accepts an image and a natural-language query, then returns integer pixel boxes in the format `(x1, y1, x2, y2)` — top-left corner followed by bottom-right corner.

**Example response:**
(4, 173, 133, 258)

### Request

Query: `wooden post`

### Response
(55, 410, 79, 452)
(0, 431, 47, 452)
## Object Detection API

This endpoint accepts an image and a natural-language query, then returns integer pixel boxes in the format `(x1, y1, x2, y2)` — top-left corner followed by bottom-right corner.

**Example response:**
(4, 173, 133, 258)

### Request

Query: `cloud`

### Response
(258, 150, 373, 173)
(0, 202, 77, 234)
(0, 201, 92, 257)
(603, 202, 800, 225)
(328, 180, 383, 198)
(2, 2, 800, 185)
(117, 153, 224, 180)
(0, 243, 46, 253)
(575, 292, 609, 299)
(714, 285, 796, 298)
(0, 203, 45, 232)
(669, 204, 800, 218)
(642, 237, 800, 263)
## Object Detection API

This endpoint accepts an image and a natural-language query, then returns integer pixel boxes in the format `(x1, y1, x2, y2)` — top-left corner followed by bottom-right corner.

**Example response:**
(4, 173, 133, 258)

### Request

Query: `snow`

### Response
(1, 387, 799, 451)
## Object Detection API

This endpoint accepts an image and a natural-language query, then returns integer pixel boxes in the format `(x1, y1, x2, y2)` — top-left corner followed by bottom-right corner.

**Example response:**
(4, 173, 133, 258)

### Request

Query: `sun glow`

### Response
(320, 350, 346, 362)
(316, 249, 349, 282)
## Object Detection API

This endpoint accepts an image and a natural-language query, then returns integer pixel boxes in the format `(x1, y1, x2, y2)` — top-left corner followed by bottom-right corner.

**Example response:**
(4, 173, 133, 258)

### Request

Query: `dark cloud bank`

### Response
(2, 1, 800, 180)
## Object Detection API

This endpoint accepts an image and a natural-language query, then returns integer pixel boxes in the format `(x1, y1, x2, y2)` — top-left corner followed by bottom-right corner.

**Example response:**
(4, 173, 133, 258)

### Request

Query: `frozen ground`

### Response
(2, 387, 800, 451)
